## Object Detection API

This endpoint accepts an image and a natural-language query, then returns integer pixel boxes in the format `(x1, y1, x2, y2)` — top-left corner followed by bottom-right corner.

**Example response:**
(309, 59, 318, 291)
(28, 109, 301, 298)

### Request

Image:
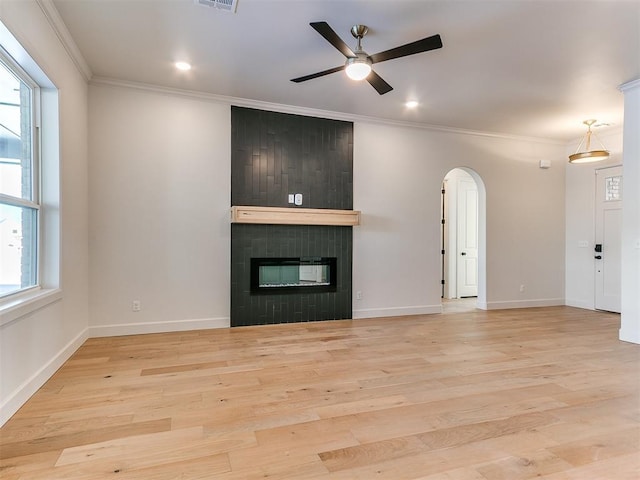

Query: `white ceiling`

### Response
(51, 0, 639, 142)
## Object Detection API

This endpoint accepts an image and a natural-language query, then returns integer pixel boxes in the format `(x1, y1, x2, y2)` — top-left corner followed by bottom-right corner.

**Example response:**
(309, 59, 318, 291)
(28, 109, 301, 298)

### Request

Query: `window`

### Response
(0, 21, 60, 323)
(0, 50, 39, 298)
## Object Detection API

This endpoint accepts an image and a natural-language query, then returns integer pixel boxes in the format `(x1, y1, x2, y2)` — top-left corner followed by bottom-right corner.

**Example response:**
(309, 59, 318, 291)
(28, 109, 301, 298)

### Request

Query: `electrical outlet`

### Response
(132, 300, 141, 312)
(288, 194, 294, 204)
(519, 285, 525, 293)
(356, 291, 362, 300)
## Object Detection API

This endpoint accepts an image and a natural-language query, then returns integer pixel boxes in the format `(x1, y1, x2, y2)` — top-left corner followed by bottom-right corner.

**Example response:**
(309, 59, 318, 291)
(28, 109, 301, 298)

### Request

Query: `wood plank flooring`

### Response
(1, 306, 639, 479)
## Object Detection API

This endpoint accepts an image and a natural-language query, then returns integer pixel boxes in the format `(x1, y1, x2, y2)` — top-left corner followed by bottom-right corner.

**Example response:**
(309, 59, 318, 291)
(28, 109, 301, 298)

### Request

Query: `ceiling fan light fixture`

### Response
(568, 119, 610, 164)
(175, 61, 192, 71)
(345, 55, 372, 81)
(290, 22, 442, 95)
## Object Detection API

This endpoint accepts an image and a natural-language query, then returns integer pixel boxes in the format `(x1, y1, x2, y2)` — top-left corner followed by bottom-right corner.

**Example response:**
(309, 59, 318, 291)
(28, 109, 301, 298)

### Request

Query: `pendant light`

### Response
(568, 119, 610, 164)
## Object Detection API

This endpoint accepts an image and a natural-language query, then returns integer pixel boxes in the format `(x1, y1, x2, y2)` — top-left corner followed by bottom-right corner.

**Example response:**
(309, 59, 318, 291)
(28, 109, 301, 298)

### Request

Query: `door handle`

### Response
(595, 255, 602, 259)
(461, 252, 467, 256)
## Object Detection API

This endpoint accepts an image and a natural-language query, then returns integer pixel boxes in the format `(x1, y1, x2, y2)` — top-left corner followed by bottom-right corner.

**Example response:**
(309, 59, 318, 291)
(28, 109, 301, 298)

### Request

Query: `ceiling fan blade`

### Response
(291, 65, 345, 83)
(368, 34, 442, 64)
(367, 71, 393, 95)
(310, 21, 355, 58)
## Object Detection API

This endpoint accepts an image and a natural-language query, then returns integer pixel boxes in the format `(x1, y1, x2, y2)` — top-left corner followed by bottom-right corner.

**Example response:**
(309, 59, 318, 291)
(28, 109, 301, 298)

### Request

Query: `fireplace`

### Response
(230, 107, 354, 326)
(230, 223, 352, 327)
(251, 257, 337, 295)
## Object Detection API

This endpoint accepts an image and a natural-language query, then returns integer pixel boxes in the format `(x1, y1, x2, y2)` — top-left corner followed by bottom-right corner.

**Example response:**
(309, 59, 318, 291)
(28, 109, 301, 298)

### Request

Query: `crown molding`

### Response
(36, 0, 92, 81)
(619, 78, 640, 92)
(90, 76, 566, 145)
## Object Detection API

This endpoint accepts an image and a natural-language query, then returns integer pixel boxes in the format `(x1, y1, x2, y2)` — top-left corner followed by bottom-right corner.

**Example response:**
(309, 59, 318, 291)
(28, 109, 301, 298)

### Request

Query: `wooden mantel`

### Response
(230, 206, 360, 226)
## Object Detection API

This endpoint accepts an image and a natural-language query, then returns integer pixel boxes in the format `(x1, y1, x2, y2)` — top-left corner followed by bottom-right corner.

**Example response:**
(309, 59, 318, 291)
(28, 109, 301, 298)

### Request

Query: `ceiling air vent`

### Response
(194, 0, 238, 13)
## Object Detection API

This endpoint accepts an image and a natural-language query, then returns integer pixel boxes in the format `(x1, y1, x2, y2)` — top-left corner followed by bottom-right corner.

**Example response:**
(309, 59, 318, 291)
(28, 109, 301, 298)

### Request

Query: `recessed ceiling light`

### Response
(175, 61, 192, 71)
(405, 100, 419, 109)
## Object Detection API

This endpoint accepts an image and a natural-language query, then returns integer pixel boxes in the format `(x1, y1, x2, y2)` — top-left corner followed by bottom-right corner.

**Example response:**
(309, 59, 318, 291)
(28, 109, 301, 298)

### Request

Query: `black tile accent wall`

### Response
(230, 107, 354, 327)
(231, 106, 353, 209)
(230, 224, 352, 327)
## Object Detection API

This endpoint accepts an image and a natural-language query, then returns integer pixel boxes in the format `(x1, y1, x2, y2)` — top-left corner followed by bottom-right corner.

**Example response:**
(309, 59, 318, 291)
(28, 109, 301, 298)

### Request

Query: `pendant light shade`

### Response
(568, 119, 610, 164)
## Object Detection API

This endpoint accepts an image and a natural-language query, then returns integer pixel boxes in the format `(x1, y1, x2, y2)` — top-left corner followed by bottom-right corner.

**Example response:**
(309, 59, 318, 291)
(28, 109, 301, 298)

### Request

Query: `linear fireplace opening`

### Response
(250, 257, 337, 295)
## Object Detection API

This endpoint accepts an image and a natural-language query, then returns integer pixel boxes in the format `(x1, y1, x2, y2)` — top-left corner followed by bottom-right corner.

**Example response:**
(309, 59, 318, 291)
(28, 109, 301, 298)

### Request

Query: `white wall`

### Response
(353, 122, 566, 317)
(619, 80, 640, 344)
(88, 82, 567, 331)
(88, 84, 230, 335)
(565, 129, 624, 310)
(0, 1, 89, 425)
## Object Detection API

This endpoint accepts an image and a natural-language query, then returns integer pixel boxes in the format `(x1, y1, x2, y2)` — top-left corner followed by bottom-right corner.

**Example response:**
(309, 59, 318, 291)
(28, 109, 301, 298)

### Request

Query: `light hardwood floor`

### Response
(1, 307, 639, 479)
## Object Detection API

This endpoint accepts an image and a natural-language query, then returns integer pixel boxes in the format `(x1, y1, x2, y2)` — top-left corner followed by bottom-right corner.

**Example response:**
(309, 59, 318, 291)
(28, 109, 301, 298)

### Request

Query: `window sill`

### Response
(0, 288, 63, 327)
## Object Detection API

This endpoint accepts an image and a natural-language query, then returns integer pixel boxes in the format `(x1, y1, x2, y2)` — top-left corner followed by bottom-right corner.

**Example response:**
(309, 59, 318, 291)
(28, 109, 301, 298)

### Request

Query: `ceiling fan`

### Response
(291, 22, 443, 95)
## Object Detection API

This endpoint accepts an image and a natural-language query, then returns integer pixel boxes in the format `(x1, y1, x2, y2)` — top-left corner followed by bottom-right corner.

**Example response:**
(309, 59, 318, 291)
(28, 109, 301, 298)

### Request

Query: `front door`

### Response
(457, 176, 478, 298)
(595, 166, 622, 313)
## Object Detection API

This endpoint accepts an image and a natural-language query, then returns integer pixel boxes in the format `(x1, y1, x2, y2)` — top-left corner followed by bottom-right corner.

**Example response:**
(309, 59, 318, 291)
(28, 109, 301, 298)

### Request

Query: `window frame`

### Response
(0, 47, 42, 300)
(0, 18, 61, 326)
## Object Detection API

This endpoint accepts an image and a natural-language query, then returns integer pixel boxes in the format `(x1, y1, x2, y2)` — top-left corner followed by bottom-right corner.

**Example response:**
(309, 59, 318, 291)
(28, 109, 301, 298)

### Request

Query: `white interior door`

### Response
(456, 177, 478, 297)
(595, 166, 622, 313)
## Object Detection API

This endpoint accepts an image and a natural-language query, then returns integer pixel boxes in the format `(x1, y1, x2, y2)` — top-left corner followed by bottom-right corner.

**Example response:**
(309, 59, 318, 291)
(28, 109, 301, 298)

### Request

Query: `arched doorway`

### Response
(441, 168, 486, 312)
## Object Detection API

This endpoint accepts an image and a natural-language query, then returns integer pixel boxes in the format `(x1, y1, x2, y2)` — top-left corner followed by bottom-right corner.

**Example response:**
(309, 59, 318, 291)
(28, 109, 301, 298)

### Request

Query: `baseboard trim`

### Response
(475, 301, 488, 310)
(88, 317, 230, 337)
(353, 304, 442, 319)
(619, 325, 640, 345)
(485, 298, 565, 310)
(564, 299, 594, 310)
(0, 327, 89, 427)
